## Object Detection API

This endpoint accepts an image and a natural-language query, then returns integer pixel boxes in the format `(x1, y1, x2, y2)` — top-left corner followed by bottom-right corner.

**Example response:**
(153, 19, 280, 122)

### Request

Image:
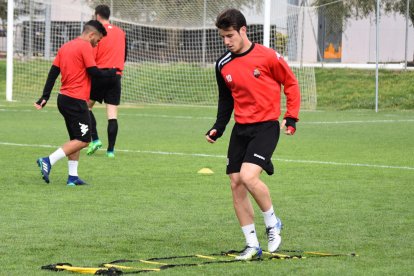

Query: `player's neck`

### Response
(239, 40, 252, 54)
(78, 34, 89, 42)
(99, 19, 110, 25)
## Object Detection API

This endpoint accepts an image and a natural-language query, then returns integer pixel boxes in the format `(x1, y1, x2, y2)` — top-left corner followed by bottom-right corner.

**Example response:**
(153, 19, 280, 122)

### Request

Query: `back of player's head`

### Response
(215, 9, 247, 32)
(83, 20, 107, 37)
(95, 4, 110, 20)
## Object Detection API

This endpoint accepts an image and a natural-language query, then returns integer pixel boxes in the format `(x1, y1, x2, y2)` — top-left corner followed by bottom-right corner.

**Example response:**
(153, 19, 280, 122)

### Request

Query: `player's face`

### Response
(89, 32, 103, 47)
(218, 26, 247, 54)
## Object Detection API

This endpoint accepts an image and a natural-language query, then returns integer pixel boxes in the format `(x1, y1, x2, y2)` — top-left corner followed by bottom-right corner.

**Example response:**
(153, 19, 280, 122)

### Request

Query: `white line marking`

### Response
(122, 113, 215, 120)
(2, 108, 413, 123)
(303, 119, 414, 124)
(1, 141, 413, 171)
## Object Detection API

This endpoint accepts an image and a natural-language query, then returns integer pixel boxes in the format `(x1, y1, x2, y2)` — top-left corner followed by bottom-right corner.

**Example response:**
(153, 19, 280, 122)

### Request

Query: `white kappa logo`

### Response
(79, 122, 89, 136)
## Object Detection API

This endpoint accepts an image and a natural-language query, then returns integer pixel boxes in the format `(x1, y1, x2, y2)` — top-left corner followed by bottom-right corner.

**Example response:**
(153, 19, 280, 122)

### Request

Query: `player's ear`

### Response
(89, 31, 97, 41)
(239, 26, 247, 35)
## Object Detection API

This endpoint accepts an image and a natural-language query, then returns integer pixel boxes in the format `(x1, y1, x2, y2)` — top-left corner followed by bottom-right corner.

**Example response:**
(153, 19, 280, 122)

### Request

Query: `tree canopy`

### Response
(312, 0, 414, 25)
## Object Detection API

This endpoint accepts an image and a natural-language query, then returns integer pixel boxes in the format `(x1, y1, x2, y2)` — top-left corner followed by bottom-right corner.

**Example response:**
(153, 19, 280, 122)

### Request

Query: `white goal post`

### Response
(7, 0, 317, 110)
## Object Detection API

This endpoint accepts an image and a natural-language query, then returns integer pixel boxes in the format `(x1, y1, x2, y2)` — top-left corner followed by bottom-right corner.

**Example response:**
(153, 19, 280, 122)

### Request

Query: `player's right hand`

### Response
(206, 129, 218, 143)
(34, 97, 48, 109)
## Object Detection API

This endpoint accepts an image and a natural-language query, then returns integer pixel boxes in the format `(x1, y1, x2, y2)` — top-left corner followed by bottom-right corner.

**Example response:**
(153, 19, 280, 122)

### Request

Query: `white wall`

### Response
(49, 0, 93, 21)
(342, 12, 413, 63)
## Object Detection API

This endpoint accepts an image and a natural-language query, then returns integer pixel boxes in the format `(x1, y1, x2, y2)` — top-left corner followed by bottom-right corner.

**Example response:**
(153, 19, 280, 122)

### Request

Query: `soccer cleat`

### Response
(106, 151, 115, 158)
(86, 140, 102, 155)
(37, 157, 51, 184)
(266, 217, 283, 253)
(235, 246, 263, 260)
(67, 175, 87, 186)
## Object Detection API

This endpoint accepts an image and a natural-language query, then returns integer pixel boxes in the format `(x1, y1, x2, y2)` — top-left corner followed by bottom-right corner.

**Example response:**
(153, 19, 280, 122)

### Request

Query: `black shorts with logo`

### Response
(227, 121, 280, 175)
(57, 94, 91, 143)
(90, 74, 121, 105)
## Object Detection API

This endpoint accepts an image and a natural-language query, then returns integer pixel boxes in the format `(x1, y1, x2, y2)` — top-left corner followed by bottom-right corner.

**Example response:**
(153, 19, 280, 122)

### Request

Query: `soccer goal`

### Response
(7, 0, 317, 110)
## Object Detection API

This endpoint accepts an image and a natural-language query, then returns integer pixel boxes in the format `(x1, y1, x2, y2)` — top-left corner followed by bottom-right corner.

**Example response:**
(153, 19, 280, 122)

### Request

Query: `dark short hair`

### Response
(215, 9, 247, 32)
(83, 20, 107, 36)
(95, 4, 110, 20)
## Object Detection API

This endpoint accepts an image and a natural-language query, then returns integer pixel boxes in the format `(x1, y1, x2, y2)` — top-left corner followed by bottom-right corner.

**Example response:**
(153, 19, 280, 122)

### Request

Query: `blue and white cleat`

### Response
(235, 245, 263, 260)
(67, 175, 87, 186)
(37, 157, 51, 184)
(266, 217, 283, 252)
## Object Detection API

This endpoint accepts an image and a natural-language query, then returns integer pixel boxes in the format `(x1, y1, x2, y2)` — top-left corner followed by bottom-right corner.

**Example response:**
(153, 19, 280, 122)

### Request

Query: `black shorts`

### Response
(227, 121, 280, 175)
(57, 94, 91, 143)
(90, 74, 121, 105)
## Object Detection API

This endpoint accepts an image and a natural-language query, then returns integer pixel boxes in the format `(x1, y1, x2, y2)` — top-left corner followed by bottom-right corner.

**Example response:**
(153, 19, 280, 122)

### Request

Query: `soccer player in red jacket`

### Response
(34, 20, 116, 186)
(205, 9, 300, 260)
(87, 4, 127, 158)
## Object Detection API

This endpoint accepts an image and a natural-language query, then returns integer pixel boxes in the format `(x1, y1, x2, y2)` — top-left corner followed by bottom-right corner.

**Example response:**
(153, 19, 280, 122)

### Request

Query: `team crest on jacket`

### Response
(253, 68, 261, 78)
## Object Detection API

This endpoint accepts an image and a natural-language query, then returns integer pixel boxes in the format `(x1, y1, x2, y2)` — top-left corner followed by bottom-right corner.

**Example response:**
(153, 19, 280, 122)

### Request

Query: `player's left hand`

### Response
(281, 117, 297, 135)
(34, 97, 48, 109)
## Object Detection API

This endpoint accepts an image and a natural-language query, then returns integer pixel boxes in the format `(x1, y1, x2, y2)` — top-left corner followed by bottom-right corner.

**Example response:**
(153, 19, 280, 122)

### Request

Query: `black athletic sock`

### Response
(107, 119, 118, 152)
(89, 110, 99, 141)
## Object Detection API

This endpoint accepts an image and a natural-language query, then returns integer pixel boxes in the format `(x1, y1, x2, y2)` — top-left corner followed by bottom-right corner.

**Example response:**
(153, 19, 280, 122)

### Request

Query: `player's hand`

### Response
(206, 129, 217, 143)
(206, 128, 222, 143)
(281, 117, 297, 135)
(34, 97, 48, 110)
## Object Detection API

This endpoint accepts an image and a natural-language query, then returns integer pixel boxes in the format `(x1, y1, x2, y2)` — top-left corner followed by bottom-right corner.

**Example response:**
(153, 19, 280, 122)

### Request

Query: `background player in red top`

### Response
(205, 9, 301, 260)
(86, 4, 127, 158)
(34, 20, 117, 186)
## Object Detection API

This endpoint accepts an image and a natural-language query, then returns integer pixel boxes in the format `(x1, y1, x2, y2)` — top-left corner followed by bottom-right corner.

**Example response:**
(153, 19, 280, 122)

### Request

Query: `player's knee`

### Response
(239, 170, 260, 190)
(230, 179, 242, 192)
(229, 174, 243, 190)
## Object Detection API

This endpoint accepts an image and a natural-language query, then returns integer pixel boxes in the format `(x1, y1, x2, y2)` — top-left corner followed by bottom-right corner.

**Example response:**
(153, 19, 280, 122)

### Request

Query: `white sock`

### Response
(68, 160, 78, 176)
(241, 224, 259, 247)
(262, 206, 278, 228)
(49, 148, 66, 166)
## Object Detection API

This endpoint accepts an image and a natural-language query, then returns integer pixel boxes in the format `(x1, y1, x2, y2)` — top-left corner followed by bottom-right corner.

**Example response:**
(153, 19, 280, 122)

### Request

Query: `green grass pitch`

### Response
(0, 101, 413, 275)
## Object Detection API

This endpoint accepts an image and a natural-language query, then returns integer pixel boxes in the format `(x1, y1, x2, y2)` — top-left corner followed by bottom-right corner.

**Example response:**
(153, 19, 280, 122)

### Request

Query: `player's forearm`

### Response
(124, 37, 128, 62)
(283, 83, 301, 120)
(42, 65, 60, 100)
(86, 66, 117, 78)
(214, 90, 234, 133)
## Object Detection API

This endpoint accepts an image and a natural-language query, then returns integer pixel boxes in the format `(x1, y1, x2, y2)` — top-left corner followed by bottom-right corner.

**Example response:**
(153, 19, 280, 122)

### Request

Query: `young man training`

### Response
(35, 20, 117, 186)
(87, 4, 127, 158)
(205, 9, 301, 260)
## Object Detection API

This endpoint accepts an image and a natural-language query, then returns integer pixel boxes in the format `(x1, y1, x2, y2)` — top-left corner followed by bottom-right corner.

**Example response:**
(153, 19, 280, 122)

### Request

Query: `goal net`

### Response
(10, 0, 317, 110)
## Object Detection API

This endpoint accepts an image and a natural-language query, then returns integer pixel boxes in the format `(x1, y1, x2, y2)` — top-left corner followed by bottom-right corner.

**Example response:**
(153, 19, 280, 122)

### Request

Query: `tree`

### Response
(393, 0, 414, 25)
(312, 0, 414, 25)
(0, 0, 46, 31)
(0, 0, 6, 31)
